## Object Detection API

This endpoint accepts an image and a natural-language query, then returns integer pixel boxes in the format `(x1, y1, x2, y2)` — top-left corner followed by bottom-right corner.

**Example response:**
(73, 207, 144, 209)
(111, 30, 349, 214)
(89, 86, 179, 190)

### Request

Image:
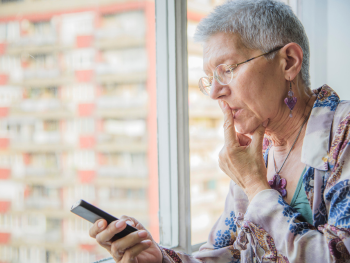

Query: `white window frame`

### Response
(155, 0, 192, 254)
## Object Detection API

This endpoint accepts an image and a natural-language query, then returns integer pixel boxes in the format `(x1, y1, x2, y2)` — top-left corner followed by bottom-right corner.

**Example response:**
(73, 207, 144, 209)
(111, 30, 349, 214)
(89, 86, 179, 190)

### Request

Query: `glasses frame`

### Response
(198, 46, 284, 96)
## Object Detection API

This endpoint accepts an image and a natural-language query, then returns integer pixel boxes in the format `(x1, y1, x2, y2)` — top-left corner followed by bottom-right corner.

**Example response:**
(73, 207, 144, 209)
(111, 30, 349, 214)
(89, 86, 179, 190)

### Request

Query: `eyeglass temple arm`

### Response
(235, 46, 284, 67)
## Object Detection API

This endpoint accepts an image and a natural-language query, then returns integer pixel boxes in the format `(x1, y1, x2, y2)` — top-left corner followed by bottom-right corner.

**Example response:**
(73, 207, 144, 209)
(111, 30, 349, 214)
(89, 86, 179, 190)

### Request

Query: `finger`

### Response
(90, 219, 107, 238)
(250, 123, 267, 153)
(237, 133, 252, 146)
(111, 230, 150, 261)
(96, 219, 127, 246)
(218, 100, 238, 147)
(120, 215, 136, 228)
(124, 240, 152, 262)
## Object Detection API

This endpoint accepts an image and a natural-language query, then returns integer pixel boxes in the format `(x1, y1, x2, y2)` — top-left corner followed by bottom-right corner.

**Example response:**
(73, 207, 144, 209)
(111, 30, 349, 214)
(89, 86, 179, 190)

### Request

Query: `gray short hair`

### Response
(194, 0, 310, 88)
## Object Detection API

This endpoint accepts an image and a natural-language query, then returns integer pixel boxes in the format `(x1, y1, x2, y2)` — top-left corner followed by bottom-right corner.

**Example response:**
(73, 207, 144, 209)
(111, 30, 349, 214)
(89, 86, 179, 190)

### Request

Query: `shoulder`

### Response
(325, 100, 350, 194)
(330, 100, 350, 149)
(333, 100, 350, 128)
(328, 100, 350, 169)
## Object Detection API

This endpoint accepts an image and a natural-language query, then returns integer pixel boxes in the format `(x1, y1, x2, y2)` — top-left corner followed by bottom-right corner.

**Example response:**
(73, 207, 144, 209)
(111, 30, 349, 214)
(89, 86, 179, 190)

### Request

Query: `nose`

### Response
(209, 78, 229, 100)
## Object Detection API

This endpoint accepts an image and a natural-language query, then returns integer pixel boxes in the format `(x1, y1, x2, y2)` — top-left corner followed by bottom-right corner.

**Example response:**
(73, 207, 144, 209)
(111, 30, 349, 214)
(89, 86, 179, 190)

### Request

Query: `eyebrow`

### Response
(204, 55, 239, 75)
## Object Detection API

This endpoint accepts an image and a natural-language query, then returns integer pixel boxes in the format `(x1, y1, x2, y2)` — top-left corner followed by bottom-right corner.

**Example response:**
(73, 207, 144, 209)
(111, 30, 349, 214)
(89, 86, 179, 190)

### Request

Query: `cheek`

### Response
(237, 76, 280, 118)
(236, 86, 267, 120)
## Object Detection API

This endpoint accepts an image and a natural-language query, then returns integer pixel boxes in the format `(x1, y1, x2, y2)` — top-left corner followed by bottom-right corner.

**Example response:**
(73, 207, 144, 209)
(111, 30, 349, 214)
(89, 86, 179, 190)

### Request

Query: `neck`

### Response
(266, 80, 316, 155)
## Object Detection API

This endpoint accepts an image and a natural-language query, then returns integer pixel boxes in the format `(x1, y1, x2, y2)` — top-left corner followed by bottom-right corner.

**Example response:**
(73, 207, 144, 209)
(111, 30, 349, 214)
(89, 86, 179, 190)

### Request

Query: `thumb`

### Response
(250, 120, 268, 152)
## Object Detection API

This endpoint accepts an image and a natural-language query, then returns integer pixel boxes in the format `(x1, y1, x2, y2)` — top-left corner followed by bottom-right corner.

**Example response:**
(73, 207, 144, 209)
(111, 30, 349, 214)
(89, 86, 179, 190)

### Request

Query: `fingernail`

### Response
(262, 119, 269, 128)
(219, 100, 226, 109)
(142, 240, 152, 246)
(138, 230, 147, 238)
(115, 220, 124, 229)
(98, 220, 104, 228)
(126, 220, 133, 226)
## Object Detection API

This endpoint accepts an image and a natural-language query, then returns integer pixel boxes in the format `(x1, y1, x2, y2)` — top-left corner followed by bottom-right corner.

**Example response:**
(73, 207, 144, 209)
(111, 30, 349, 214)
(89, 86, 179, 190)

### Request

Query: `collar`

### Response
(301, 84, 340, 171)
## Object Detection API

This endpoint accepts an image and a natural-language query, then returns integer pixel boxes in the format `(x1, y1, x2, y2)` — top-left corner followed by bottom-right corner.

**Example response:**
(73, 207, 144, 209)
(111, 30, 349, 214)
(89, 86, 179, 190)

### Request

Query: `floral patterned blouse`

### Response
(95, 85, 350, 263)
(160, 85, 350, 263)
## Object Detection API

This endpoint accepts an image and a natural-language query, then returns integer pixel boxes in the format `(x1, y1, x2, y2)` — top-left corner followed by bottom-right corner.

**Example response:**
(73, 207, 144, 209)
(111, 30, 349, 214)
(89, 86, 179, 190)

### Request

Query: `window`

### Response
(1, 0, 350, 261)
(187, 0, 231, 246)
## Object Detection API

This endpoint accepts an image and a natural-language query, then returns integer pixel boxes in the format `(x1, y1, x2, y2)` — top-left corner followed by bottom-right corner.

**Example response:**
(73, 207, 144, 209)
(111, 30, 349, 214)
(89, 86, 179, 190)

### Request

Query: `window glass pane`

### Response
(0, 1, 158, 262)
(187, 0, 293, 245)
(187, 0, 228, 245)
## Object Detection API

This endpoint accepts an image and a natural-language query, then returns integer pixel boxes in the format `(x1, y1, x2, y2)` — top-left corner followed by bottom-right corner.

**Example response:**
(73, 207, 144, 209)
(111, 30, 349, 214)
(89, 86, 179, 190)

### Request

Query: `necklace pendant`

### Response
(268, 173, 287, 197)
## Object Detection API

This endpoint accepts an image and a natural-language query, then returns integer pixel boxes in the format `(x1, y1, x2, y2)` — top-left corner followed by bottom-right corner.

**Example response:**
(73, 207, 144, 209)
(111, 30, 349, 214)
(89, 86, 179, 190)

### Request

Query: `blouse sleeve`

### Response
(241, 111, 350, 262)
(160, 180, 246, 263)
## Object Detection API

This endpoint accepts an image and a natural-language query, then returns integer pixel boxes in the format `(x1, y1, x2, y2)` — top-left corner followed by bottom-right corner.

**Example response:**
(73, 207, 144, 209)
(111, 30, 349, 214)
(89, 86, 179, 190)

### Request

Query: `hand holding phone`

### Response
(70, 199, 138, 242)
(71, 199, 163, 263)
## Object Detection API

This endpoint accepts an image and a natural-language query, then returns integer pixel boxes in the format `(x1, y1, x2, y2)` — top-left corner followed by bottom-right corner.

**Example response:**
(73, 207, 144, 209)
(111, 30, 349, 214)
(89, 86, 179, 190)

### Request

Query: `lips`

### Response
(233, 109, 242, 119)
(231, 108, 242, 119)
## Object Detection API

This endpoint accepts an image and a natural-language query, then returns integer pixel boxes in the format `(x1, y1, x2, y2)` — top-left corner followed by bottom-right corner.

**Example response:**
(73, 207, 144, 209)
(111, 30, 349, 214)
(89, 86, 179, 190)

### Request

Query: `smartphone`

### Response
(70, 199, 138, 242)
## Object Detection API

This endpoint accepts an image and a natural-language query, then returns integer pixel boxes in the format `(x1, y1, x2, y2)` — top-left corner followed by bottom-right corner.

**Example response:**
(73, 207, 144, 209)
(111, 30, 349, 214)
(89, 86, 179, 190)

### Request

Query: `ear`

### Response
(280, 43, 303, 81)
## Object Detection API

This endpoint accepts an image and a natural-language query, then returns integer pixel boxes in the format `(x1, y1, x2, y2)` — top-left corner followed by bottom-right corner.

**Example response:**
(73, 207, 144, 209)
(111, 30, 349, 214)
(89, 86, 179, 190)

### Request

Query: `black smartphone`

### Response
(70, 199, 138, 242)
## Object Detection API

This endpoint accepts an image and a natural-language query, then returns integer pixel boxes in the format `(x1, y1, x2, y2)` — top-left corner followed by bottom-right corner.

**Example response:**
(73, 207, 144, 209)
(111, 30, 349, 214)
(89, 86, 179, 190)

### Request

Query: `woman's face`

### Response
(203, 32, 285, 135)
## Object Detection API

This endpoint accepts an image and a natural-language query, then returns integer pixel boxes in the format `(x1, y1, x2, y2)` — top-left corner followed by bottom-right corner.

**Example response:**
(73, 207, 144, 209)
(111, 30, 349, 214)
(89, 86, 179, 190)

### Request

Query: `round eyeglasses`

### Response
(198, 46, 284, 96)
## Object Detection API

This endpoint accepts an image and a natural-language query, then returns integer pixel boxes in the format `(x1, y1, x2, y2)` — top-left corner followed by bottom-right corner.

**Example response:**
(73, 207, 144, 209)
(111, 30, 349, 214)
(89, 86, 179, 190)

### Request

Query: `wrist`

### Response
(246, 181, 270, 202)
(156, 243, 164, 263)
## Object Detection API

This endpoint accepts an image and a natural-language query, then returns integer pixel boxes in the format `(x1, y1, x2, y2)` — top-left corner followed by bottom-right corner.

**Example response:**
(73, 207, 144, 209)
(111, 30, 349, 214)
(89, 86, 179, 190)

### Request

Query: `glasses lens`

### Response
(198, 77, 211, 95)
(214, 64, 234, 85)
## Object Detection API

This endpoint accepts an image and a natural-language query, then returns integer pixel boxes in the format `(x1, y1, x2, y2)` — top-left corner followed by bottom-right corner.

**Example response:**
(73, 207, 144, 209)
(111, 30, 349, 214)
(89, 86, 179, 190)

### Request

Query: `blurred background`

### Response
(0, 0, 157, 262)
(0, 0, 349, 262)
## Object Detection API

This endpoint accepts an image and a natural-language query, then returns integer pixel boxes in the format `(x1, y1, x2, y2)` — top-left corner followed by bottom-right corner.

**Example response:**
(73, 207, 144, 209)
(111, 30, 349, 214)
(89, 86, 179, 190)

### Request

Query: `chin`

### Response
(234, 122, 258, 135)
(234, 125, 251, 135)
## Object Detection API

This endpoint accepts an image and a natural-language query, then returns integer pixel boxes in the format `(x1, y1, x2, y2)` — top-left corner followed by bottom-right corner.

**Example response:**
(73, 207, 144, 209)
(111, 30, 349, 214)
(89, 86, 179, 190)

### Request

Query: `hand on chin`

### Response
(236, 133, 252, 146)
(235, 123, 267, 146)
(235, 119, 268, 138)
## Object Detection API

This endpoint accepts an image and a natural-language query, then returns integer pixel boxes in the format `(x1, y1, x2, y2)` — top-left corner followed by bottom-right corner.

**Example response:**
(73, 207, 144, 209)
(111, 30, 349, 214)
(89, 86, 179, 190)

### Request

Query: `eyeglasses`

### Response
(198, 46, 284, 96)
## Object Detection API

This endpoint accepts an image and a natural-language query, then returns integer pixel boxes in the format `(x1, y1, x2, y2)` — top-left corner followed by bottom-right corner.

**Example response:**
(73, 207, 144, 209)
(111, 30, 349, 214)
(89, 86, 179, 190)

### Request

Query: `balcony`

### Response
(96, 36, 145, 50)
(24, 197, 61, 210)
(97, 166, 147, 178)
(96, 141, 147, 153)
(95, 26, 145, 43)
(24, 167, 60, 177)
(95, 107, 147, 119)
(11, 35, 57, 47)
(99, 199, 148, 212)
(12, 230, 62, 244)
(96, 95, 147, 110)
(23, 68, 60, 80)
(17, 99, 64, 112)
(10, 143, 72, 153)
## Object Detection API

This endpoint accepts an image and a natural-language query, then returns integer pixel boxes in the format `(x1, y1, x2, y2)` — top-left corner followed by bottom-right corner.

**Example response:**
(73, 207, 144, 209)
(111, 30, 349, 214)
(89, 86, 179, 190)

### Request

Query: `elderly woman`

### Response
(89, 0, 350, 262)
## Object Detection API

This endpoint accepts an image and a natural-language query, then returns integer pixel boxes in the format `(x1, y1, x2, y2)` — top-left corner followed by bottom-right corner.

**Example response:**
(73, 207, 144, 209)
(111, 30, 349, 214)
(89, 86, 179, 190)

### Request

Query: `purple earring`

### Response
(284, 78, 297, 117)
